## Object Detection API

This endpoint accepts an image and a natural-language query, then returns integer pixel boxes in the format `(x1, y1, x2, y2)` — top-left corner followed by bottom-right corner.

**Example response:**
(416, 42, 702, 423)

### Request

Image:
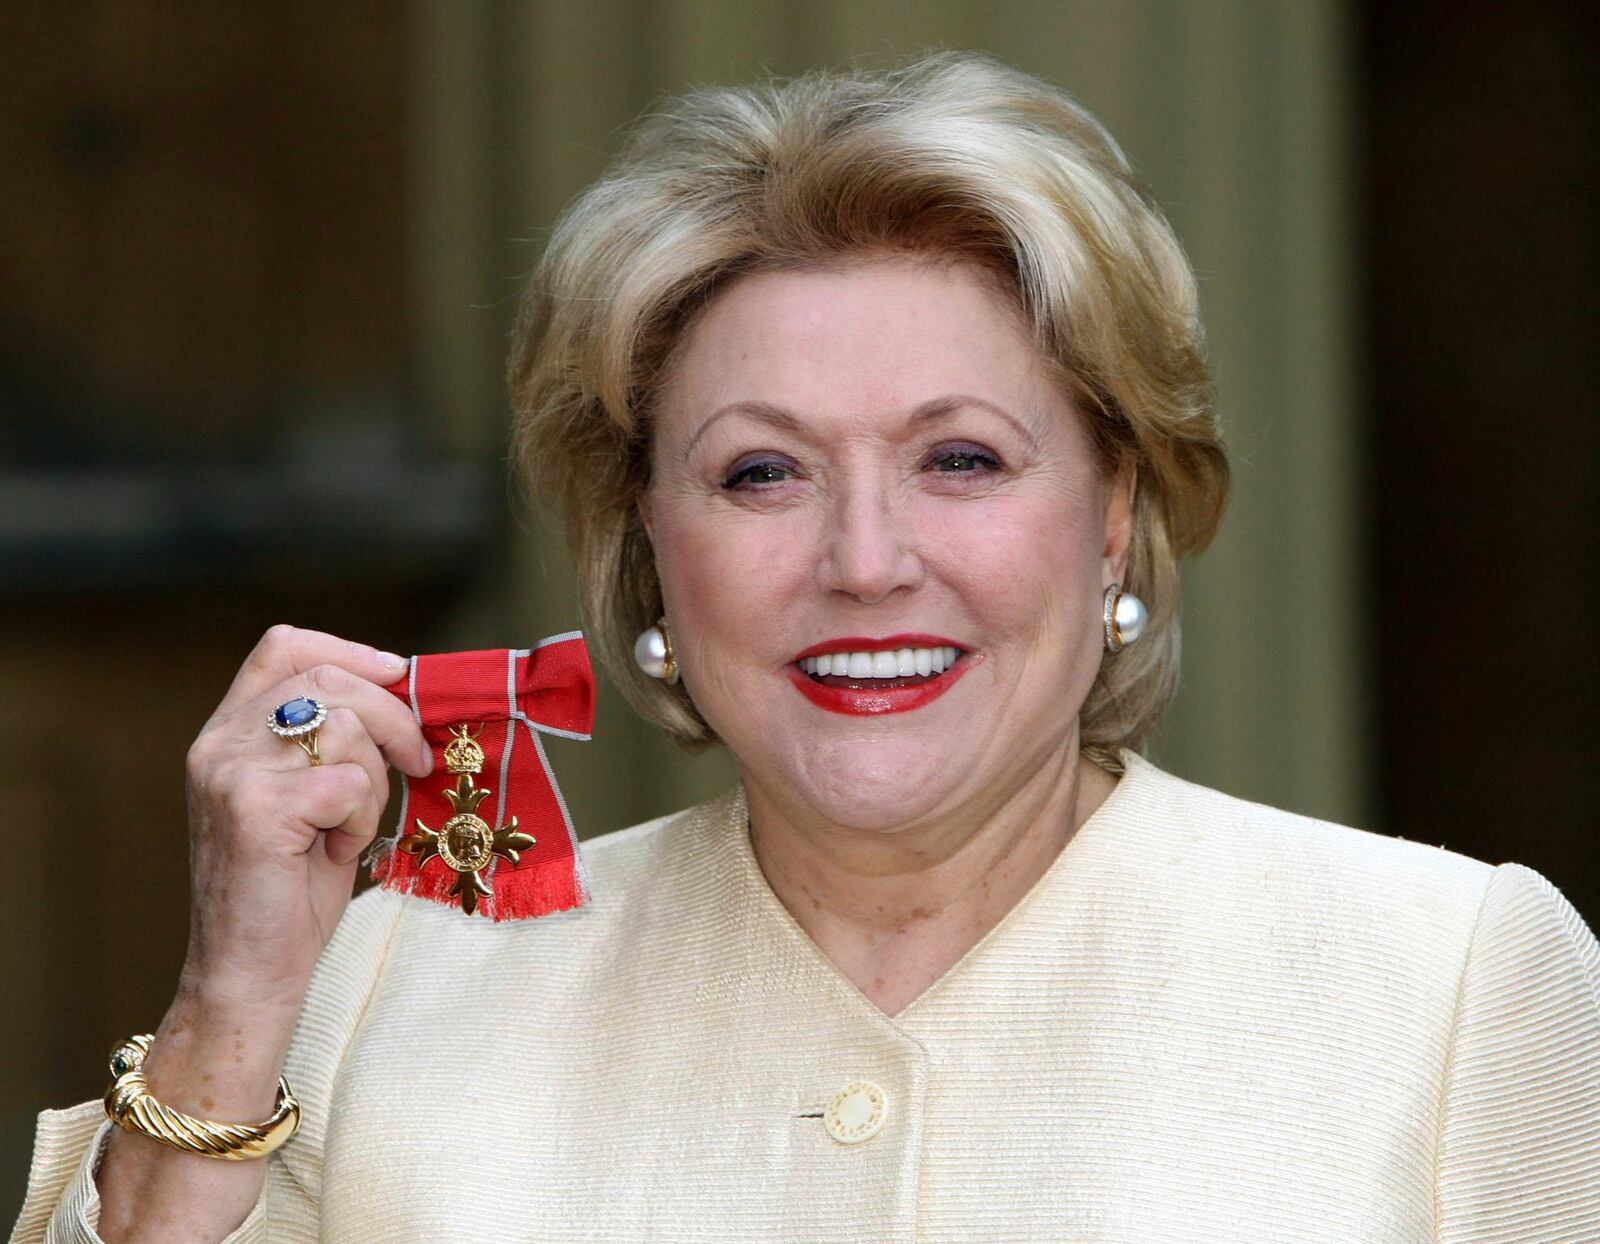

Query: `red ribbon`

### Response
(369, 635, 595, 920)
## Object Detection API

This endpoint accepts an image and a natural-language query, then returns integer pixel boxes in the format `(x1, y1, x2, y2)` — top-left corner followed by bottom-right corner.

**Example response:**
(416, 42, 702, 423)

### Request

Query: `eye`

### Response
(927, 445, 1001, 474)
(722, 459, 795, 490)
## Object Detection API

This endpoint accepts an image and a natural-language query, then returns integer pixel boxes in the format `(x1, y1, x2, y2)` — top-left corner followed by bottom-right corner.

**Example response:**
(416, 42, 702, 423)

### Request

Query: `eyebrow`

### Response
(681, 393, 1042, 461)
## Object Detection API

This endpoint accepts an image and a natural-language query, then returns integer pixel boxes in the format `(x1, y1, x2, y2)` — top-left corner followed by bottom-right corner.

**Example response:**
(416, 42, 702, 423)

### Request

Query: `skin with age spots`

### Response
(640, 256, 1133, 1018)
(93, 624, 431, 1241)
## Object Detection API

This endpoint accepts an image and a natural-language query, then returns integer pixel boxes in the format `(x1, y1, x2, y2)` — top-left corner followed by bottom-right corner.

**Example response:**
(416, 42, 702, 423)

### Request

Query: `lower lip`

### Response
(785, 657, 971, 716)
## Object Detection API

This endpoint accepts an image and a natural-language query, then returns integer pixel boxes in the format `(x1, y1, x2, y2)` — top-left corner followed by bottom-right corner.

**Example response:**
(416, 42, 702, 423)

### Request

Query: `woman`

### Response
(15, 53, 1599, 1243)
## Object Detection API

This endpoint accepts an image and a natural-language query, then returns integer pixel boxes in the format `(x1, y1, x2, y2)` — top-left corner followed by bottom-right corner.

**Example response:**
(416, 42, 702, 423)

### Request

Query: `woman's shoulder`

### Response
(578, 783, 744, 897)
(1113, 751, 1508, 931)
(1106, 753, 1596, 1029)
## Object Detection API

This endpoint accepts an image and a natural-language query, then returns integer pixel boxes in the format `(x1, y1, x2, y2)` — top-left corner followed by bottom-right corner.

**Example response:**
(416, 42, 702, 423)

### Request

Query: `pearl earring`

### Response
(633, 617, 679, 684)
(1103, 584, 1147, 653)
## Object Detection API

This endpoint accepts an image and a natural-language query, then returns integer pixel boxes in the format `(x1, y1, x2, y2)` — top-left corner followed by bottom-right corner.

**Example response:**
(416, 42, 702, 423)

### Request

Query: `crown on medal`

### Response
(443, 724, 486, 775)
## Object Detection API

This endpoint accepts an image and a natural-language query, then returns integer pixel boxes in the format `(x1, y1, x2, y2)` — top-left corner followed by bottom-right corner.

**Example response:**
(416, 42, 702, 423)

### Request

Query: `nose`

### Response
(815, 473, 924, 604)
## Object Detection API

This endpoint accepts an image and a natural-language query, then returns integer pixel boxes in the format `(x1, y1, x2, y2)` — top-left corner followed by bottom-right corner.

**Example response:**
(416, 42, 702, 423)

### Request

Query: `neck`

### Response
(743, 743, 1117, 1018)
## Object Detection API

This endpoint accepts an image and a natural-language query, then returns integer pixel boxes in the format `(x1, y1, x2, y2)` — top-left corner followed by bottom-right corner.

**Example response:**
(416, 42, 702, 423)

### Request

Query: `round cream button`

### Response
(823, 1080, 888, 1144)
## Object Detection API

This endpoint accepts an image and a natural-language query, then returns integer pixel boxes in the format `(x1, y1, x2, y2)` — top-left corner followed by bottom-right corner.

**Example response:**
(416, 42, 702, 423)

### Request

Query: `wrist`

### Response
(143, 989, 300, 1120)
(174, 954, 312, 1022)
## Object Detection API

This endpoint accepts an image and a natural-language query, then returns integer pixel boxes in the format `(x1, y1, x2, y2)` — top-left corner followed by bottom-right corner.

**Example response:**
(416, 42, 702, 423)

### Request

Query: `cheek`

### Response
(926, 490, 1105, 638)
(653, 507, 810, 728)
(652, 503, 808, 650)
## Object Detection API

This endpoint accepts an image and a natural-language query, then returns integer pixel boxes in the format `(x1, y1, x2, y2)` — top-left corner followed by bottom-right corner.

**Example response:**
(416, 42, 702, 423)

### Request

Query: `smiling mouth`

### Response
(796, 645, 964, 689)
(786, 644, 970, 716)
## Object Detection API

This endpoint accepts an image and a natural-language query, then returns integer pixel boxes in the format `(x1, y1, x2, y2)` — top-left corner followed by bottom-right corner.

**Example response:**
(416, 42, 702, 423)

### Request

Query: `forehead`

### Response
(658, 257, 1066, 434)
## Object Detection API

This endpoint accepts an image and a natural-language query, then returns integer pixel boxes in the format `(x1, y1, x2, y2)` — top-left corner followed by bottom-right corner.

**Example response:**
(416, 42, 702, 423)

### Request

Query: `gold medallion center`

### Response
(437, 813, 495, 873)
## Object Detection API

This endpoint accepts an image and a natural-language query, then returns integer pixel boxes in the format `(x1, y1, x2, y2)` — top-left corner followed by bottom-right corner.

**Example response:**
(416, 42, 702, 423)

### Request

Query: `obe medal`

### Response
(370, 642, 595, 921)
(397, 725, 536, 916)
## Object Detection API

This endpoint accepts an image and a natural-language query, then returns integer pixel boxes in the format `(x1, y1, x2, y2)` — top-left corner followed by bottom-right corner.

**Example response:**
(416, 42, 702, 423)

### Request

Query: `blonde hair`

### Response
(510, 52, 1228, 769)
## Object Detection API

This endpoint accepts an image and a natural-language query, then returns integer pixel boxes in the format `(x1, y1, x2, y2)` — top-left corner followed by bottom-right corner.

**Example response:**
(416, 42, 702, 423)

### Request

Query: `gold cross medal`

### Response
(397, 725, 536, 915)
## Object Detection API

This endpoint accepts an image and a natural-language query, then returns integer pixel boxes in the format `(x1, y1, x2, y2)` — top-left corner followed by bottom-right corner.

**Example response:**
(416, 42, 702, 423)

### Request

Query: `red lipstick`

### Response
(787, 635, 972, 716)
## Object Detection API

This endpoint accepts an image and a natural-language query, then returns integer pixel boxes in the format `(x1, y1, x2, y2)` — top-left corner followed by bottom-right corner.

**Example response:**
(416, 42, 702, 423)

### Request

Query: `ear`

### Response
(1101, 455, 1136, 585)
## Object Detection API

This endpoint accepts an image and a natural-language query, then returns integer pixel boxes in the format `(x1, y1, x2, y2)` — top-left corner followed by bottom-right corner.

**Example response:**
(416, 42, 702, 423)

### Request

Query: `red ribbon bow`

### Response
(369, 635, 595, 920)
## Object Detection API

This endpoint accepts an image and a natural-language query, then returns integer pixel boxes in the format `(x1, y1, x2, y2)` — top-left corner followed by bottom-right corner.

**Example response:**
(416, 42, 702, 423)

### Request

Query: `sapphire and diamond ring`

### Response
(268, 696, 328, 766)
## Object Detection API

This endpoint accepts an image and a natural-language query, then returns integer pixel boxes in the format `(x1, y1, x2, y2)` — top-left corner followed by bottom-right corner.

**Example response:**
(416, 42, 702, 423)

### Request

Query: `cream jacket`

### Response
(13, 753, 1600, 1242)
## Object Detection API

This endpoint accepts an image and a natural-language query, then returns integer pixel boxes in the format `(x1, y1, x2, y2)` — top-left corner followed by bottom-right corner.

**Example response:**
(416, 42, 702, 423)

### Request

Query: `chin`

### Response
(776, 733, 971, 831)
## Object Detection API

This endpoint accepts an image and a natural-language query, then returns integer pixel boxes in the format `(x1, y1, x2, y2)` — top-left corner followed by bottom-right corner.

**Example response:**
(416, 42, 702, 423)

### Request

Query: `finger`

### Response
(302, 708, 389, 818)
(305, 721, 391, 867)
(322, 749, 388, 869)
(269, 761, 374, 834)
(252, 663, 432, 779)
(324, 808, 383, 868)
(261, 707, 398, 869)
(221, 624, 409, 719)
(251, 758, 383, 868)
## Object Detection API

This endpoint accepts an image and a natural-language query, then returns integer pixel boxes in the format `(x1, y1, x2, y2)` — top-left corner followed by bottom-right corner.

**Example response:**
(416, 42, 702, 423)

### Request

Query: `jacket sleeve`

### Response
(8, 888, 408, 1244)
(1436, 863, 1600, 1243)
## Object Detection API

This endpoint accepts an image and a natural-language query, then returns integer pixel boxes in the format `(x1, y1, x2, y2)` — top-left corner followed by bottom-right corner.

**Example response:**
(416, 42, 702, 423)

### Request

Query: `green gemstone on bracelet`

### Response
(111, 1052, 132, 1076)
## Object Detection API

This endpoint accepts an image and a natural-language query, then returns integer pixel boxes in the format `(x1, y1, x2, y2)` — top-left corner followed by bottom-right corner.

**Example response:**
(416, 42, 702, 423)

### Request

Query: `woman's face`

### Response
(643, 256, 1132, 832)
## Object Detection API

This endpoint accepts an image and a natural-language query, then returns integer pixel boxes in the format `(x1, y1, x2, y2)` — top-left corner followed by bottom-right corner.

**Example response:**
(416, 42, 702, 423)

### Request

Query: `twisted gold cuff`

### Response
(103, 1034, 300, 1160)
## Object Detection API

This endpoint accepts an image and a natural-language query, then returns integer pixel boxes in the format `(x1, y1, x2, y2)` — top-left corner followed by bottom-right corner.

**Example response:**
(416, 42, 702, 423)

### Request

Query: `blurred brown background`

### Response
(2, 0, 1594, 1221)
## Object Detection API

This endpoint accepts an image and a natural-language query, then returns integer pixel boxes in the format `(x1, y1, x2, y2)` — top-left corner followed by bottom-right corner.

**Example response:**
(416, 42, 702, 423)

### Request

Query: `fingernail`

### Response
(379, 651, 406, 670)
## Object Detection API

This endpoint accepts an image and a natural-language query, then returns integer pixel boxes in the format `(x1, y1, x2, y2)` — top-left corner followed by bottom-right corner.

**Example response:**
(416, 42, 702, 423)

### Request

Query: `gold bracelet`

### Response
(103, 1034, 300, 1160)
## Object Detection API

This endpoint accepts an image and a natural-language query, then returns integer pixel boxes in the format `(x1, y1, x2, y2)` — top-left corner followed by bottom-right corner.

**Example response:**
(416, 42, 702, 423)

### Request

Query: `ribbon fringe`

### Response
(368, 842, 591, 922)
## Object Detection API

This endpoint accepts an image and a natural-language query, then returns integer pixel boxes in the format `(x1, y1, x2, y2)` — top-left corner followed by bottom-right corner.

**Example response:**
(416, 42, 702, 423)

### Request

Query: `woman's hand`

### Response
(178, 624, 431, 1011)
(95, 625, 430, 1243)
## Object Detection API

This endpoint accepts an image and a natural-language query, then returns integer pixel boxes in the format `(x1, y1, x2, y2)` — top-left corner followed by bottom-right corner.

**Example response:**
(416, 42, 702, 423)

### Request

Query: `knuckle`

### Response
(306, 663, 351, 696)
(201, 752, 249, 803)
(343, 764, 375, 801)
(185, 735, 214, 782)
(318, 708, 366, 759)
(324, 706, 362, 737)
(215, 759, 247, 799)
(343, 799, 378, 836)
(254, 623, 298, 663)
(187, 749, 227, 806)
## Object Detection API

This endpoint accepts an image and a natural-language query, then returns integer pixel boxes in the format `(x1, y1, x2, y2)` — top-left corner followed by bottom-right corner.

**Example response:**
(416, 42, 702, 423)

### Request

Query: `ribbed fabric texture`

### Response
(1436, 866, 1600, 1241)
(12, 753, 1599, 1242)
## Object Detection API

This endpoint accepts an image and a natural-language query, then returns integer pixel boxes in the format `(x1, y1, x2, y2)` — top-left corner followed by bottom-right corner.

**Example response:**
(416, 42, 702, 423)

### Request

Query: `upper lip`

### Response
(792, 634, 967, 662)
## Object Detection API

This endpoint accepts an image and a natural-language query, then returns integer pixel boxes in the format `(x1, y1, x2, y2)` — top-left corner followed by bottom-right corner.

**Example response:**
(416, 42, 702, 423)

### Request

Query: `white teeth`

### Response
(801, 646, 964, 680)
